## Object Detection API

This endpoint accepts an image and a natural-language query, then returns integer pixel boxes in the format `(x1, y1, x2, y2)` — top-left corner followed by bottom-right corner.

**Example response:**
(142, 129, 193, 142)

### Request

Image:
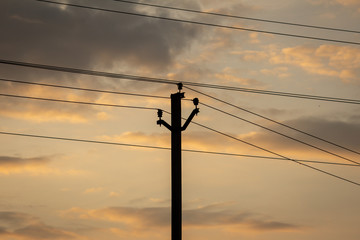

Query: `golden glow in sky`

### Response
(0, 0, 359, 239)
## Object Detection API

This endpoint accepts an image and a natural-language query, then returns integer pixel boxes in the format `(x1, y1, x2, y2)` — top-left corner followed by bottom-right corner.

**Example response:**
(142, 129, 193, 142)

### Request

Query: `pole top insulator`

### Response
(157, 109, 163, 118)
(193, 98, 199, 106)
(177, 82, 183, 92)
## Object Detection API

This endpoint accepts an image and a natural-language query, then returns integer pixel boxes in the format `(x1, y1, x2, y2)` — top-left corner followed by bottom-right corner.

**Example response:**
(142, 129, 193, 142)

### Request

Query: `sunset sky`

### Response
(0, 0, 360, 239)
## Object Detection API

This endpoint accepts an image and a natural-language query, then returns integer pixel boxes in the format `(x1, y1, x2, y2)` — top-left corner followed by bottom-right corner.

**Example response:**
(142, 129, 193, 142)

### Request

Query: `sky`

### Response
(0, 0, 360, 239)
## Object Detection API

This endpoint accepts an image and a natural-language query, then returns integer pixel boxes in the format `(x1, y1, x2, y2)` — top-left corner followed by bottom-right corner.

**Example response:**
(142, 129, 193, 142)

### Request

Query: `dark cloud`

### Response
(0, 211, 78, 239)
(104, 206, 170, 228)
(15, 224, 76, 239)
(0, 211, 39, 229)
(250, 220, 299, 231)
(0, 156, 55, 175)
(243, 116, 360, 155)
(69, 204, 300, 232)
(0, 0, 204, 122)
(0, 156, 50, 168)
(0, 227, 9, 235)
(0, 0, 201, 72)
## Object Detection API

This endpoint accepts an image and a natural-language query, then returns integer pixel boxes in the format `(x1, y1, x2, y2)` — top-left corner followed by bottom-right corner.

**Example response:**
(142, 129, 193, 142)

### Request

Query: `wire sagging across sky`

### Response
(0, 131, 359, 186)
(200, 102, 360, 165)
(0, 78, 169, 100)
(114, 0, 360, 34)
(0, 93, 160, 111)
(3, 77, 358, 162)
(190, 121, 360, 187)
(34, 0, 360, 45)
(184, 86, 360, 159)
(1, 59, 360, 104)
(1, 89, 358, 186)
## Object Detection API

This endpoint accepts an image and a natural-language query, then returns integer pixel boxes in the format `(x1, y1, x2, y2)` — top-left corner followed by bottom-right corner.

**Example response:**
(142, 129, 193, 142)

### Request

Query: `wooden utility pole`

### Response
(157, 83, 199, 240)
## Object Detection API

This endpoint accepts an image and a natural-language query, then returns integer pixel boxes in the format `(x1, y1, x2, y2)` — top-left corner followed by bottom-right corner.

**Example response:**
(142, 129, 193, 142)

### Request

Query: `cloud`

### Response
(269, 45, 360, 83)
(0, 155, 86, 176)
(232, 50, 269, 62)
(0, 0, 201, 72)
(0, 82, 113, 123)
(0, 211, 82, 240)
(0, 0, 203, 124)
(101, 114, 360, 161)
(14, 224, 78, 240)
(309, 0, 360, 8)
(62, 203, 301, 234)
(0, 211, 81, 240)
(0, 212, 40, 229)
(215, 67, 264, 86)
(260, 67, 290, 78)
(83, 187, 103, 194)
(100, 130, 238, 152)
(237, 116, 360, 159)
(0, 156, 50, 175)
(0, 156, 50, 168)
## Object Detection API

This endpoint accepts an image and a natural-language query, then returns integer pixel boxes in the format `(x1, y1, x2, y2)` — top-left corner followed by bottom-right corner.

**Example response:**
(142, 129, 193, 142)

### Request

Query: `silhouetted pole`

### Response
(171, 91, 182, 240)
(157, 83, 199, 240)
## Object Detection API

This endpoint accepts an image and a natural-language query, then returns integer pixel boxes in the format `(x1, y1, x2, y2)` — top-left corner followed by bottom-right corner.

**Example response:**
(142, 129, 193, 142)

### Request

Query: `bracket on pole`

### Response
(157, 98, 199, 131)
(181, 99, 199, 131)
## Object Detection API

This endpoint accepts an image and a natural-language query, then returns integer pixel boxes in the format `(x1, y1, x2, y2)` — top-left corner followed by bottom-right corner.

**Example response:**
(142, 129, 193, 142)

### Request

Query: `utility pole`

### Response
(157, 83, 199, 240)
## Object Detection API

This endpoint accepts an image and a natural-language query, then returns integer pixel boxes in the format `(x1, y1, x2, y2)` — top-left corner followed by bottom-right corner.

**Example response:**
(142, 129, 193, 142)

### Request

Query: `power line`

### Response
(34, 0, 360, 46)
(183, 149, 360, 167)
(0, 93, 159, 111)
(114, 0, 360, 34)
(185, 82, 360, 104)
(190, 121, 360, 186)
(6, 80, 358, 166)
(184, 86, 360, 158)
(0, 59, 175, 85)
(4, 91, 357, 166)
(0, 78, 360, 165)
(0, 78, 169, 99)
(1, 59, 360, 104)
(200, 102, 360, 165)
(0, 131, 170, 150)
(0, 131, 358, 166)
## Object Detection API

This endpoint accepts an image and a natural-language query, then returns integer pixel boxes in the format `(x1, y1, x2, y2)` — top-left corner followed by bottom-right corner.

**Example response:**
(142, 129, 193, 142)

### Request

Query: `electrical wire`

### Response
(114, 0, 360, 34)
(0, 131, 358, 166)
(182, 149, 360, 167)
(184, 86, 360, 158)
(0, 93, 159, 111)
(0, 59, 175, 85)
(6, 83, 356, 167)
(34, 0, 360, 46)
(1, 59, 360, 104)
(7, 82, 358, 165)
(0, 131, 360, 186)
(200, 102, 360, 165)
(0, 131, 170, 150)
(3, 91, 356, 166)
(184, 82, 360, 104)
(190, 121, 360, 186)
(0, 78, 169, 99)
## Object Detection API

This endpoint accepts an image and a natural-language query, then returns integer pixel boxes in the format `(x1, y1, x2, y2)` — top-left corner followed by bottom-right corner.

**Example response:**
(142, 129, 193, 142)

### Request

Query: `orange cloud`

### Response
(215, 67, 264, 86)
(0, 82, 125, 123)
(0, 155, 87, 176)
(100, 114, 360, 163)
(83, 187, 103, 194)
(270, 45, 360, 83)
(231, 49, 269, 62)
(0, 211, 83, 240)
(61, 204, 301, 236)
